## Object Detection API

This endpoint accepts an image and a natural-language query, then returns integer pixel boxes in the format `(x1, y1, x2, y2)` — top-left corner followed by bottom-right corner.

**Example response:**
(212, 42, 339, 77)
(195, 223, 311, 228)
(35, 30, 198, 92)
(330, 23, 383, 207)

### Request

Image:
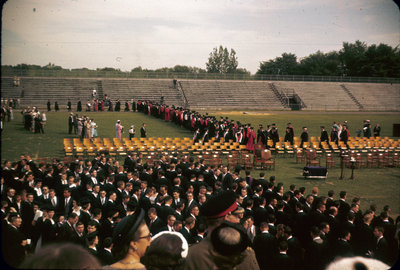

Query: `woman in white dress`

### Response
(90, 119, 97, 139)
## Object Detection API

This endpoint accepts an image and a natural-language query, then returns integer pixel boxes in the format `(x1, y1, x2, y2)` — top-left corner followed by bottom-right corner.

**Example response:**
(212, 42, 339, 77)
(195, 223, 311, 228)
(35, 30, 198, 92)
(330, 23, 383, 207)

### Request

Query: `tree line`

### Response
(257, 41, 400, 77)
(2, 41, 399, 78)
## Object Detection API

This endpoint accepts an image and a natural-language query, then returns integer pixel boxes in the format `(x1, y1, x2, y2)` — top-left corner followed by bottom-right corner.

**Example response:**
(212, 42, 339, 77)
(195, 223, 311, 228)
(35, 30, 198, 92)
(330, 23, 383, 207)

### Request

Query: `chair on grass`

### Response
(325, 153, 336, 169)
(306, 149, 320, 167)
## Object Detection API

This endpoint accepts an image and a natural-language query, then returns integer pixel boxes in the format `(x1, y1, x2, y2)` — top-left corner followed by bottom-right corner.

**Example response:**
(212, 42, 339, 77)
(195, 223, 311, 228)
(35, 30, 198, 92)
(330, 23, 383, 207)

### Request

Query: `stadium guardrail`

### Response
(2, 69, 400, 84)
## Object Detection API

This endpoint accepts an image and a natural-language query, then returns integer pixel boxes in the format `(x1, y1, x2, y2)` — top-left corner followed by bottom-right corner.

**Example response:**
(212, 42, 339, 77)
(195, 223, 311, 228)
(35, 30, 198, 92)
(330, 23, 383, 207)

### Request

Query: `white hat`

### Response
(325, 256, 389, 270)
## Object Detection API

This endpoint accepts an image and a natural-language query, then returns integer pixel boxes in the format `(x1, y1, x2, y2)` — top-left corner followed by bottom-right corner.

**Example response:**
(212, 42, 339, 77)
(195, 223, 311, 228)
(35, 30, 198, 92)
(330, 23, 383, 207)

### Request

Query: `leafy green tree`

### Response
(131, 66, 143, 72)
(43, 63, 62, 70)
(298, 51, 340, 76)
(363, 43, 400, 77)
(206, 45, 238, 73)
(257, 53, 298, 75)
(339, 40, 367, 76)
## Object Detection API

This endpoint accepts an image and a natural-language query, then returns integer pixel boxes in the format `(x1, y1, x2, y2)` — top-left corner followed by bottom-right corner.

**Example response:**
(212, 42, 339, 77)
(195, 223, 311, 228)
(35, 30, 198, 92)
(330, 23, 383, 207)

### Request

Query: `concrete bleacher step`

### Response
(2, 77, 399, 111)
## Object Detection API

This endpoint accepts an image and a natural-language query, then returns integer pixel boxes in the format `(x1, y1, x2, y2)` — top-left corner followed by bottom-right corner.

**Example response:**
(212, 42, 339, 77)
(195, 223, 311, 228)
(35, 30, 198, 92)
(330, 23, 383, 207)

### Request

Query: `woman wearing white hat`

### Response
(116, 120, 123, 140)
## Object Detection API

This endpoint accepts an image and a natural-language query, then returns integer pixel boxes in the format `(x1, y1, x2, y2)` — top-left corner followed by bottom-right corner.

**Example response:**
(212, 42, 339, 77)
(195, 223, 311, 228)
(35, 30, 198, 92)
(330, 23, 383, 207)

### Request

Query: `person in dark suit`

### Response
(48, 188, 62, 216)
(263, 183, 275, 205)
(147, 207, 167, 236)
(139, 188, 153, 213)
(253, 197, 268, 228)
(275, 200, 291, 227)
(40, 206, 58, 246)
(273, 240, 294, 270)
(193, 223, 206, 244)
(155, 172, 171, 192)
(57, 212, 79, 243)
(68, 113, 74, 134)
(89, 185, 101, 210)
(308, 202, 327, 229)
(140, 123, 147, 138)
(98, 237, 115, 266)
(372, 226, 390, 265)
(300, 127, 309, 149)
(304, 226, 327, 270)
(123, 153, 136, 173)
(103, 190, 118, 215)
(184, 191, 198, 215)
(378, 211, 397, 264)
(37, 185, 50, 207)
(340, 125, 349, 148)
(20, 193, 35, 238)
(2, 215, 26, 267)
(337, 191, 350, 221)
(61, 188, 74, 217)
(160, 196, 175, 222)
(338, 211, 355, 241)
(179, 216, 196, 245)
(319, 126, 329, 148)
(221, 166, 234, 190)
(71, 222, 87, 247)
(67, 99, 72, 111)
(253, 222, 277, 270)
(79, 200, 92, 229)
(353, 213, 375, 256)
(331, 230, 353, 260)
(285, 226, 302, 267)
(99, 209, 118, 245)
(173, 201, 185, 221)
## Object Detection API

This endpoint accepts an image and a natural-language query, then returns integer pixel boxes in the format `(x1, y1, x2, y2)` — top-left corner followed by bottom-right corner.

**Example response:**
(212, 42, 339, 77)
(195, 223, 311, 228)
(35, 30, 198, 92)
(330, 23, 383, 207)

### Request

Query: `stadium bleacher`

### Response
(1, 77, 399, 111)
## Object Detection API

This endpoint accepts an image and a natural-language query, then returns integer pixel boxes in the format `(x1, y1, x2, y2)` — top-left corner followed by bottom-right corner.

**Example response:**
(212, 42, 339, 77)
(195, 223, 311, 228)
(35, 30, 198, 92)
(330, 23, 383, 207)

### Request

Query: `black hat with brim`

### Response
(112, 208, 145, 245)
(200, 190, 237, 219)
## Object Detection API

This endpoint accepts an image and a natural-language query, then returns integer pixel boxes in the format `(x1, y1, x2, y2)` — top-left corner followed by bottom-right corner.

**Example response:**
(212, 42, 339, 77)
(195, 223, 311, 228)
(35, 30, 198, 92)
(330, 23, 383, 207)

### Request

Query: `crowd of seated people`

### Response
(1, 152, 399, 268)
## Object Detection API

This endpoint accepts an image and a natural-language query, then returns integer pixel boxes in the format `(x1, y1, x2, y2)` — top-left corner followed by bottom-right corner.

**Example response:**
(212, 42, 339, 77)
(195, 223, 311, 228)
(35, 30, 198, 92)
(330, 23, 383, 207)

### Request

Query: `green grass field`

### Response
(1, 111, 399, 217)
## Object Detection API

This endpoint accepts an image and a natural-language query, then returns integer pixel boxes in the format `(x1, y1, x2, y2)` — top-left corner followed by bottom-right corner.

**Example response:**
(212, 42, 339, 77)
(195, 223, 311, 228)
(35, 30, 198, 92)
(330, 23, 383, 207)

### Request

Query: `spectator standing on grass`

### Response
(39, 112, 46, 133)
(363, 120, 372, 138)
(91, 119, 98, 139)
(55, 101, 59, 112)
(129, 125, 136, 140)
(116, 120, 123, 140)
(77, 117, 83, 137)
(300, 127, 308, 148)
(68, 113, 74, 134)
(140, 123, 147, 138)
(373, 124, 381, 137)
(47, 100, 51, 112)
(331, 122, 339, 144)
(246, 127, 256, 151)
(320, 126, 329, 148)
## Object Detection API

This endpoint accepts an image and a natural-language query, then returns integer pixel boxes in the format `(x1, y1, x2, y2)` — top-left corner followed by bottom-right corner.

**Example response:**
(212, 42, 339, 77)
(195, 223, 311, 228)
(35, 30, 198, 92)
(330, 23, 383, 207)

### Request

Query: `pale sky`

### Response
(2, 0, 399, 74)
